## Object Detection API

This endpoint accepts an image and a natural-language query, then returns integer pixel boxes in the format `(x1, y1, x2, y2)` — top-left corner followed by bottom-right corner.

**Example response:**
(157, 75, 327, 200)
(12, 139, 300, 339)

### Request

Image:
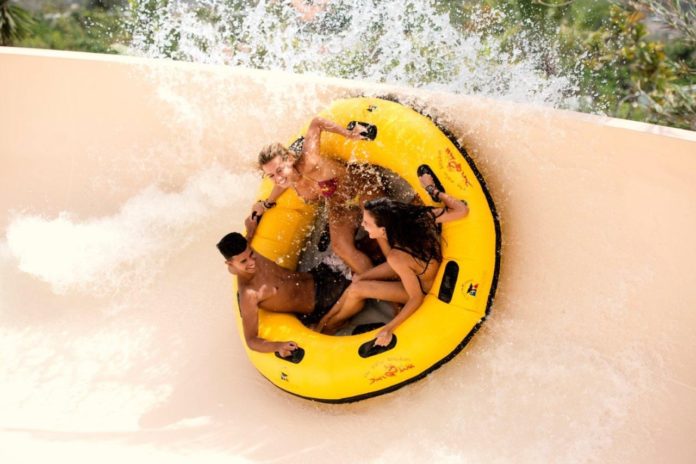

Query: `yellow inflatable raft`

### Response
(233, 96, 500, 402)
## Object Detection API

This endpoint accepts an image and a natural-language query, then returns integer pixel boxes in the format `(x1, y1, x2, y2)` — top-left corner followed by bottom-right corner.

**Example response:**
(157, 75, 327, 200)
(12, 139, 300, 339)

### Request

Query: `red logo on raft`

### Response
(445, 148, 473, 188)
(368, 363, 416, 385)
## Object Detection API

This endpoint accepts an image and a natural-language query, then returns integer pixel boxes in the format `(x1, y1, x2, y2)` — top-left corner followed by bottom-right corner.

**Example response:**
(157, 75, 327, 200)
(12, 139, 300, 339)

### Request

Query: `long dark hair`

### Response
(364, 197, 442, 264)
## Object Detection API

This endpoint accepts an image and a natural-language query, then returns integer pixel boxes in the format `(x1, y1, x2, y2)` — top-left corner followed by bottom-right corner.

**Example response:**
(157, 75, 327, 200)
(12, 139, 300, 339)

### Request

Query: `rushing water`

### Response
(4, 2, 686, 463)
(125, 0, 580, 108)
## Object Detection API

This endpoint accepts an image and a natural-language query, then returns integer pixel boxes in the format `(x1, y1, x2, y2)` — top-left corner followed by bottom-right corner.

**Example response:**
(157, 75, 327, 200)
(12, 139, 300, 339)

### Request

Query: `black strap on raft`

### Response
(289, 137, 304, 154)
(347, 121, 378, 141)
(359, 335, 397, 358)
(351, 322, 385, 335)
(417, 164, 446, 202)
(275, 347, 305, 364)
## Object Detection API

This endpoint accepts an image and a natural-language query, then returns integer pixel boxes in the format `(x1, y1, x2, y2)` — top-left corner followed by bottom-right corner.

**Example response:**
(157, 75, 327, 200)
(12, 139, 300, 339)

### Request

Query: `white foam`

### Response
(0, 325, 171, 432)
(0, 432, 255, 464)
(5, 165, 257, 295)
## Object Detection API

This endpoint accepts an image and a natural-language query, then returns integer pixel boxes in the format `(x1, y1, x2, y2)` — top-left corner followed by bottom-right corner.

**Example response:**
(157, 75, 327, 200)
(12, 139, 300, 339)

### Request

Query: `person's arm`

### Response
(421, 172, 469, 223)
(374, 251, 426, 346)
(431, 191, 469, 224)
(244, 215, 259, 240)
(245, 184, 288, 239)
(354, 261, 398, 283)
(240, 288, 298, 356)
(261, 183, 287, 207)
(302, 116, 367, 159)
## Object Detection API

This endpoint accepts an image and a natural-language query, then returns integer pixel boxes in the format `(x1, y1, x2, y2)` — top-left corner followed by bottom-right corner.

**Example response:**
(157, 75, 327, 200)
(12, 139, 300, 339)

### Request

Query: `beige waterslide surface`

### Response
(1, 48, 695, 463)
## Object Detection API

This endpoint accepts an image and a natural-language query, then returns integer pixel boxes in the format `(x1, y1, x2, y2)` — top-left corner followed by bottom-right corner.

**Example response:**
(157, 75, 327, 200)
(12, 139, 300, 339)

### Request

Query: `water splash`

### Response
(123, 0, 580, 108)
(5, 166, 257, 296)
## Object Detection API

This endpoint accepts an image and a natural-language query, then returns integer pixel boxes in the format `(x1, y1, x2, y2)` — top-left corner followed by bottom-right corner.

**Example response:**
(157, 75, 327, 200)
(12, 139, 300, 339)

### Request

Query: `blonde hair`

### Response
(258, 143, 295, 167)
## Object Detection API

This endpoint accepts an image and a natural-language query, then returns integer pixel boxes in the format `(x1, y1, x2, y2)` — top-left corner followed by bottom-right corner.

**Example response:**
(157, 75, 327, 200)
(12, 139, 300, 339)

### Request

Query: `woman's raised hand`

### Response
(346, 123, 369, 140)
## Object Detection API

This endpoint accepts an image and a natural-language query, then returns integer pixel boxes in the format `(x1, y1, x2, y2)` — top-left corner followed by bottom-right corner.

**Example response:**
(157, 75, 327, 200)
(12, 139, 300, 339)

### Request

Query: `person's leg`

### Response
(328, 208, 373, 274)
(320, 280, 409, 334)
(316, 289, 350, 334)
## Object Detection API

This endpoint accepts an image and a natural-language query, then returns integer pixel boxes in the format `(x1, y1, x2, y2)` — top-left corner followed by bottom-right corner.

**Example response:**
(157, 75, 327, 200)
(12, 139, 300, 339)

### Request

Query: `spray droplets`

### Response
(123, 0, 580, 108)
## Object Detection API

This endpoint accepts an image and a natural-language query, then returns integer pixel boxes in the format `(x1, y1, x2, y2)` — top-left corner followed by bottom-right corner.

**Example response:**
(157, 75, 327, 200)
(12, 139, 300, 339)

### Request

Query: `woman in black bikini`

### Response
(317, 175, 469, 346)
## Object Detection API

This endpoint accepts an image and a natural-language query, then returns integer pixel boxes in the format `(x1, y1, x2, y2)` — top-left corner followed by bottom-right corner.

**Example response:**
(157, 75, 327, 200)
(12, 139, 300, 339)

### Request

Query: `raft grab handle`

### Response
(417, 164, 446, 202)
(437, 261, 459, 303)
(275, 347, 305, 364)
(359, 335, 398, 358)
(289, 137, 304, 154)
(347, 121, 378, 141)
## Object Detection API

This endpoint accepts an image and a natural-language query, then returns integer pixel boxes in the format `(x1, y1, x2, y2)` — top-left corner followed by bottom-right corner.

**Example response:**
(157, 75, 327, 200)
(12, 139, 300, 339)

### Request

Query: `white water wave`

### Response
(5, 166, 257, 295)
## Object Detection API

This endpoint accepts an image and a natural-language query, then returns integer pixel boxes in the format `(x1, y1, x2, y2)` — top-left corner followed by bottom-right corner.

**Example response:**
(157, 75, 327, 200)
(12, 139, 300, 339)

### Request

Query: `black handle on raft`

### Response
(358, 335, 397, 358)
(417, 164, 446, 202)
(275, 347, 305, 364)
(351, 322, 385, 336)
(347, 121, 378, 141)
(289, 137, 304, 154)
(437, 261, 459, 304)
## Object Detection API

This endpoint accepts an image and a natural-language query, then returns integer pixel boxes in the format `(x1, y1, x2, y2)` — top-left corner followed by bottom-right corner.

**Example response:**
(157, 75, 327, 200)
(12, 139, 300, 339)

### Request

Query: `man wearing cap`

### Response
(216, 232, 350, 357)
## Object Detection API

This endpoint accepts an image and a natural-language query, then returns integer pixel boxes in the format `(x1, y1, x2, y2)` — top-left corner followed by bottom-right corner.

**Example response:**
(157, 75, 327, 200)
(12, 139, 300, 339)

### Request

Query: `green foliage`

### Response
(560, 6, 695, 129)
(14, 4, 128, 53)
(625, 0, 695, 46)
(1, 0, 36, 45)
(446, 0, 695, 129)
(89, 0, 128, 10)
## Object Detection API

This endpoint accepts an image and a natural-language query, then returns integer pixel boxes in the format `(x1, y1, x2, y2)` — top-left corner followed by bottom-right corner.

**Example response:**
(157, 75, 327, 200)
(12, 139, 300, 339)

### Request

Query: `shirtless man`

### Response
(248, 117, 385, 274)
(217, 232, 350, 357)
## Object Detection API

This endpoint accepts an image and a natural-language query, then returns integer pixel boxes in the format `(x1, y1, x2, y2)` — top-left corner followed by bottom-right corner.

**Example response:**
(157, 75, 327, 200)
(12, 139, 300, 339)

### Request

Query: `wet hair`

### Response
(216, 232, 248, 260)
(258, 143, 295, 167)
(364, 197, 442, 264)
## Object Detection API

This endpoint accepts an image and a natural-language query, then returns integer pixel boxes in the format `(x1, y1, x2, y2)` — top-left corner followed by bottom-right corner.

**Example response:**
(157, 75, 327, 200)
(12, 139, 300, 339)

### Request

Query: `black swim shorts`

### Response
(299, 263, 351, 326)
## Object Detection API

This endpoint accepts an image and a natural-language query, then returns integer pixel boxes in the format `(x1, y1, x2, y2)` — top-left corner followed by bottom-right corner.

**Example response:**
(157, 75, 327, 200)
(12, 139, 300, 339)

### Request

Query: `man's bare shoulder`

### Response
(239, 285, 260, 304)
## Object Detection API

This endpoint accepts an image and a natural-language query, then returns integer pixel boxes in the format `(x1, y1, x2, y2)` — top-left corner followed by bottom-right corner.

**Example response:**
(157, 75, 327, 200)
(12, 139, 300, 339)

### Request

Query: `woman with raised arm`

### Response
(316, 174, 469, 346)
(249, 117, 385, 274)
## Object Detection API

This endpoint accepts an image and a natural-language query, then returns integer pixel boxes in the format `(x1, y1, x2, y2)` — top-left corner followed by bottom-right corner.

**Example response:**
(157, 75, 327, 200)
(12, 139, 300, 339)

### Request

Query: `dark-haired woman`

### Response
(317, 175, 469, 346)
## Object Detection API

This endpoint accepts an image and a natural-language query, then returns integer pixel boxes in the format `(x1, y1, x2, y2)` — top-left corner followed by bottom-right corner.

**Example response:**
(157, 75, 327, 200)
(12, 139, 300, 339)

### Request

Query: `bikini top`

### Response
(317, 177, 339, 197)
(392, 246, 434, 296)
(415, 258, 432, 295)
(293, 161, 340, 198)
(397, 208, 445, 295)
